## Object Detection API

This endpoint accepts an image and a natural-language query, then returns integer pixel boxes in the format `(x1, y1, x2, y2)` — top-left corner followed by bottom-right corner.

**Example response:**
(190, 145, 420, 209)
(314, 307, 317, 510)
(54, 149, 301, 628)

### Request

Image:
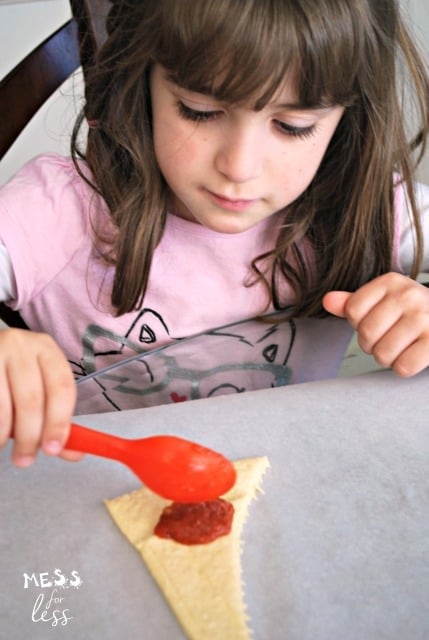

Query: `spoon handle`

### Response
(66, 423, 128, 462)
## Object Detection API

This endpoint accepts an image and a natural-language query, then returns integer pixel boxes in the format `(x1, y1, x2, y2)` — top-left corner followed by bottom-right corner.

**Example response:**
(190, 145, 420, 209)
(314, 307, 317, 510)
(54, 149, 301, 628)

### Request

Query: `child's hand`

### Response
(323, 272, 429, 377)
(0, 328, 77, 467)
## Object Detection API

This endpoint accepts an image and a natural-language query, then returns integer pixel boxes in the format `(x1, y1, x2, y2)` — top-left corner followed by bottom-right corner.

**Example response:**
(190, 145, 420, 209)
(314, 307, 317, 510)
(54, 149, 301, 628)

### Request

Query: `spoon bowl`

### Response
(66, 423, 236, 502)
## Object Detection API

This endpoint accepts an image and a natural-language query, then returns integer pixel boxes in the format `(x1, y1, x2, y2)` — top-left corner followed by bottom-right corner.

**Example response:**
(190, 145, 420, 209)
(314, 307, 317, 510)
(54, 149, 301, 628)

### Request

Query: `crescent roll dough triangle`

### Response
(105, 456, 269, 640)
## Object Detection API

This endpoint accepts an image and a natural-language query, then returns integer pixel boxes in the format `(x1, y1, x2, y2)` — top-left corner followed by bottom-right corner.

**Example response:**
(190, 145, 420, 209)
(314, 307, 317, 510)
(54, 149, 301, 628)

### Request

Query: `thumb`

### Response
(322, 290, 353, 318)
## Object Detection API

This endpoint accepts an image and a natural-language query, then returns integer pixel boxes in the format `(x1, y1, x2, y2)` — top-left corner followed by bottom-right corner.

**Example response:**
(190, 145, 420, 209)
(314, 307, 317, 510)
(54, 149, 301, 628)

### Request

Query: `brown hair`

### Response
(71, 0, 429, 316)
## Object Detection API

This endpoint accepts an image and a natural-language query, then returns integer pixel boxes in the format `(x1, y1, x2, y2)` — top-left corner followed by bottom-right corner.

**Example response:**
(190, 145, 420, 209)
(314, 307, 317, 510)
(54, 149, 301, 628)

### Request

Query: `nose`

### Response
(214, 121, 263, 183)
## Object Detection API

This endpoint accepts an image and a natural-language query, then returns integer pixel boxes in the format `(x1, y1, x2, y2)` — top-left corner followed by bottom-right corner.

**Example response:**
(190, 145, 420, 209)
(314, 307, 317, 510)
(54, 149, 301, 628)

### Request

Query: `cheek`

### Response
(154, 122, 202, 174)
(294, 135, 334, 179)
(271, 140, 330, 204)
(154, 133, 203, 196)
(275, 145, 321, 187)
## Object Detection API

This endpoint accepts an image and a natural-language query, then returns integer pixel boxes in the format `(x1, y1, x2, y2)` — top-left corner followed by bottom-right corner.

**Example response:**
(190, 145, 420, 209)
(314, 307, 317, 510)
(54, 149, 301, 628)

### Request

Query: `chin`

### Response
(204, 220, 253, 234)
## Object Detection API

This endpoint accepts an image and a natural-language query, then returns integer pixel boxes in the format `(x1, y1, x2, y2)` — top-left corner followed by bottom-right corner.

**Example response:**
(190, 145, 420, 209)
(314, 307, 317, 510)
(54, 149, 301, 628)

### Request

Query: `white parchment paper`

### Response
(1, 369, 429, 640)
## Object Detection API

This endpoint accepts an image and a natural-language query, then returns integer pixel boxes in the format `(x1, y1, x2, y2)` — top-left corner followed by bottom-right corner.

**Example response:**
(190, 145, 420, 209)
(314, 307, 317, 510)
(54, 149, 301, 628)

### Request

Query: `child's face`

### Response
(151, 65, 344, 234)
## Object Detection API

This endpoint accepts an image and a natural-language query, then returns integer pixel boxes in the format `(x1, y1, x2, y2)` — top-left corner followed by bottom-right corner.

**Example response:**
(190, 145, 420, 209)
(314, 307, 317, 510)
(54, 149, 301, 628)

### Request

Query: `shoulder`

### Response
(0, 152, 107, 245)
(1, 152, 80, 185)
(0, 153, 95, 217)
(0, 154, 108, 306)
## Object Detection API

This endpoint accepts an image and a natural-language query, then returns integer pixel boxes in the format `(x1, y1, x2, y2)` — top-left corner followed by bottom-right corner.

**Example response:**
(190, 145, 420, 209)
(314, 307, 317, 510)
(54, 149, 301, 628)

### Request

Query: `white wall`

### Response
(0, 0, 428, 185)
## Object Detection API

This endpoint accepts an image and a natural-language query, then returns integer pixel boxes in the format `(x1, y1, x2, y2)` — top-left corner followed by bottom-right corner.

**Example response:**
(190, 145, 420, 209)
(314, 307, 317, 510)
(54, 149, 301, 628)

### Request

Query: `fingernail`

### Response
(14, 455, 35, 468)
(43, 440, 63, 456)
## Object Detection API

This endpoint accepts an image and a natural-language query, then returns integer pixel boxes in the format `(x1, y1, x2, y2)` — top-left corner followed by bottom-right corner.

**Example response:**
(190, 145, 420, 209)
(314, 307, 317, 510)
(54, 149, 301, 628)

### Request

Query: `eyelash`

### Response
(276, 121, 317, 140)
(176, 101, 317, 140)
(177, 101, 222, 122)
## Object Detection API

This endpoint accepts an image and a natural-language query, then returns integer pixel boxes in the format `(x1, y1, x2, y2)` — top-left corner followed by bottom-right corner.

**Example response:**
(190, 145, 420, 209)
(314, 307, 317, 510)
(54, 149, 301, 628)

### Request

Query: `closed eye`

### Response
(275, 120, 317, 140)
(176, 99, 318, 140)
(176, 101, 223, 122)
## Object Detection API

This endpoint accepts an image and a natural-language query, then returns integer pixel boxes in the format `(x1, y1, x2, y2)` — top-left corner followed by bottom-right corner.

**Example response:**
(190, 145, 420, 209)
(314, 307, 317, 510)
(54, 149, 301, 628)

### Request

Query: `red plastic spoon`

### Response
(64, 422, 236, 502)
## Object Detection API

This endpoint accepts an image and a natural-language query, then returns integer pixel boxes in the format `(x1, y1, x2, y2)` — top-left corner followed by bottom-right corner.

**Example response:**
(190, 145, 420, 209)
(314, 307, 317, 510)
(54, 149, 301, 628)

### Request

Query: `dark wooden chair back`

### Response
(0, 0, 111, 328)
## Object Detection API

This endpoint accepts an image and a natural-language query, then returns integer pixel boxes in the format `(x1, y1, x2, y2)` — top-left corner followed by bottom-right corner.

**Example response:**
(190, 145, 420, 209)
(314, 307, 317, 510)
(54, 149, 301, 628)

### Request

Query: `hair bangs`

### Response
(153, 0, 297, 107)
(152, 0, 361, 109)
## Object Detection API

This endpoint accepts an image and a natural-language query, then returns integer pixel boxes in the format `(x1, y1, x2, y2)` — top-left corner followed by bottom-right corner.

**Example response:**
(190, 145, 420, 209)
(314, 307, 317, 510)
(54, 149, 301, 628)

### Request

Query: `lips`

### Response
(205, 189, 258, 212)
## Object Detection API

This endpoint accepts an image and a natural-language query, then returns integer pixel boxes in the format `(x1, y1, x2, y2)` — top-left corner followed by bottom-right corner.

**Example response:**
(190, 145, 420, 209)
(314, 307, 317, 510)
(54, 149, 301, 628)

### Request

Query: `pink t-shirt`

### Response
(1, 154, 427, 412)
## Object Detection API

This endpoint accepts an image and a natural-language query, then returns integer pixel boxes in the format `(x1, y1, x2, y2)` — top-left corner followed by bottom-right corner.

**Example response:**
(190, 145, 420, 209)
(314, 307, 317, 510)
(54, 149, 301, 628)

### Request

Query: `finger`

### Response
(322, 291, 352, 318)
(343, 274, 429, 330)
(60, 450, 85, 462)
(0, 329, 46, 464)
(0, 364, 13, 447)
(342, 284, 391, 330)
(370, 311, 429, 368)
(355, 278, 429, 355)
(391, 336, 429, 377)
(8, 354, 45, 467)
(355, 297, 403, 354)
(39, 348, 76, 457)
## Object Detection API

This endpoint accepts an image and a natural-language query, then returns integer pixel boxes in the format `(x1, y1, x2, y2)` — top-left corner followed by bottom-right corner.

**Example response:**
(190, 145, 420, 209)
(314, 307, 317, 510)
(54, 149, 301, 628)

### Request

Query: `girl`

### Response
(0, 0, 429, 466)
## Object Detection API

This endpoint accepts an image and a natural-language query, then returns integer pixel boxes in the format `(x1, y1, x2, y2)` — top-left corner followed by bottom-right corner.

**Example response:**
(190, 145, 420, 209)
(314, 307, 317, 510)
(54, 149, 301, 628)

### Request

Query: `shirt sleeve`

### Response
(0, 153, 92, 309)
(395, 180, 429, 273)
(0, 243, 15, 302)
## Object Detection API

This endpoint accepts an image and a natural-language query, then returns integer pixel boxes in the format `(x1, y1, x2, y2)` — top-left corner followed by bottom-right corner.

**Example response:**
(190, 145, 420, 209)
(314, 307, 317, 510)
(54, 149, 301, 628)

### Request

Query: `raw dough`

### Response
(105, 456, 269, 639)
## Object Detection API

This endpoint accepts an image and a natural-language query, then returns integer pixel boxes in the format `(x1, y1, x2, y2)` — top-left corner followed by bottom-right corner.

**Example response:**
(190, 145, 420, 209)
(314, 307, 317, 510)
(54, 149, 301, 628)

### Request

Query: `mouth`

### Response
(205, 189, 259, 212)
